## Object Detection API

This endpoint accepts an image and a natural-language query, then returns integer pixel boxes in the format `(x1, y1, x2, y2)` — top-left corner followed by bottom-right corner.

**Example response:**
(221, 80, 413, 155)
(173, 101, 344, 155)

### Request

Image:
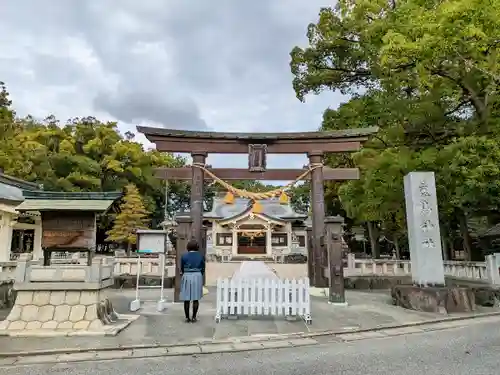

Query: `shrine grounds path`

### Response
(0, 287, 499, 360)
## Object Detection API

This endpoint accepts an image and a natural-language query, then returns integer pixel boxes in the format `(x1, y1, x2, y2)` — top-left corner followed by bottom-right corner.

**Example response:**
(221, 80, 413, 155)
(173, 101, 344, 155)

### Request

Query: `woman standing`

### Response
(179, 239, 205, 322)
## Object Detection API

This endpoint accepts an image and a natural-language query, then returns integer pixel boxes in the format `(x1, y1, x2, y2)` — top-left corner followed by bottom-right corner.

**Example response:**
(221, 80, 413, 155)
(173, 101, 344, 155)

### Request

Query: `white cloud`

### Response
(0, 0, 347, 169)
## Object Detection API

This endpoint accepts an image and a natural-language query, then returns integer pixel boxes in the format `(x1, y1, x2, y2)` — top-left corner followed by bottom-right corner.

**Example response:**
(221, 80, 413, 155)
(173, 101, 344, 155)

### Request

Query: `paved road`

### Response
(3, 319, 499, 375)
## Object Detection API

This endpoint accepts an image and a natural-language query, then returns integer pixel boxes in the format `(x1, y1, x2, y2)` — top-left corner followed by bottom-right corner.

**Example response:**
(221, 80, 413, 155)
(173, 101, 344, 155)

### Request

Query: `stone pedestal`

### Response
(0, 254, 137, 337)
(391, 285, 475, 313)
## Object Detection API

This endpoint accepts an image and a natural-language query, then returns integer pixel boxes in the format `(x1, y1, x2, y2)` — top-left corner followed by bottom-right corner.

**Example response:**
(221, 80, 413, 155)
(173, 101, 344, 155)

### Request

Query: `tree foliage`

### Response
(0, 84, 211, 250)
(290, 0, 500, 260)
(106, 184, 150, 252)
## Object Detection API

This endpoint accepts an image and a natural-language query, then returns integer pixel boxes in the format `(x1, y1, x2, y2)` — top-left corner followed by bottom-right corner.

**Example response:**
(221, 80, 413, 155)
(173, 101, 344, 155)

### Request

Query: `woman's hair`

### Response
(186, 239, 199, 252)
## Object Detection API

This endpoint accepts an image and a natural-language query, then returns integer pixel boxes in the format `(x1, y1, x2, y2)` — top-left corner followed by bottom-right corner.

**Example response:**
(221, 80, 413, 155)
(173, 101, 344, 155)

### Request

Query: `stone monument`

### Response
(391, 172, 475, 313)
(404, 172, 445, 286)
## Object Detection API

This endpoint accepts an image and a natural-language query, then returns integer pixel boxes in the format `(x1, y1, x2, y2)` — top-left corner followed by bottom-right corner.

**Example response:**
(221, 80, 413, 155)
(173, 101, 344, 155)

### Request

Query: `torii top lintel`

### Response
(136, 126, 378, 154)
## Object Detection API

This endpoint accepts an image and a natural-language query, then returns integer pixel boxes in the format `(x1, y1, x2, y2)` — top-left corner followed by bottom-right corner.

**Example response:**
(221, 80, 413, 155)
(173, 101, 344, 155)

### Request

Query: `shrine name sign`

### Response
(41, 212, 97, 250)
(42, 231, 85, 248)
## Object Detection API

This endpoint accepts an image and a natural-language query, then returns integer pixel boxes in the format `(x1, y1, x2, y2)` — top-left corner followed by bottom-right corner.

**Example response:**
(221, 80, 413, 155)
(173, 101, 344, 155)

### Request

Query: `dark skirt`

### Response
(180, 272, 203, 301)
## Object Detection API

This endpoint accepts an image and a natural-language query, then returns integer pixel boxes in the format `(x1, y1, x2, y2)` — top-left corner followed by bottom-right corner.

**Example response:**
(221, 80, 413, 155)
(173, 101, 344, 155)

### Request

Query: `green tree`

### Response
(107, 184, 150, 253)
(289, 1, 500, 260)
(288, 182, 311, 214)
(0, 82, 193, 250)
(290, 0, 500, 132)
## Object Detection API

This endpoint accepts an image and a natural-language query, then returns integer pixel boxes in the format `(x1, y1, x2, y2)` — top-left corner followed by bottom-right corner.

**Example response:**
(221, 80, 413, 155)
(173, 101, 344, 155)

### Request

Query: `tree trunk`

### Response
(367, 221, 380, 258)
(458, 211, 472, 261)
(440, 223, 449, 261)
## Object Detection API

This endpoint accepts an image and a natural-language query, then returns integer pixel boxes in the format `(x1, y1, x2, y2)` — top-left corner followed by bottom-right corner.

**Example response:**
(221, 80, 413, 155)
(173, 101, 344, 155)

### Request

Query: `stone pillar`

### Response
(404, 172, 445, 286)
(175, 216, 192, 302)
(232, 227, 238, 256)
(305, 226, 313, 282)
(486, 253, 500, 285)
(347, 253, 356, 271)
(266, 224, 272, 256)
(32, 218, 43, 261)
(308, 152, 327, 287)
(0, 214, 13, 262)
(201, 225, 207, 285)
(286, 222, 293, 253)
(190, 152, 207, 258)
(325, 216, 346, 304)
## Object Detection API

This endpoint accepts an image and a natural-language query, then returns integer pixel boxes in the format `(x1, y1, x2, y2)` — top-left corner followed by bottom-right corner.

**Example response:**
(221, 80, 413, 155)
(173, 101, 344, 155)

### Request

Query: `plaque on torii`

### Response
(248, 144, 267, 172)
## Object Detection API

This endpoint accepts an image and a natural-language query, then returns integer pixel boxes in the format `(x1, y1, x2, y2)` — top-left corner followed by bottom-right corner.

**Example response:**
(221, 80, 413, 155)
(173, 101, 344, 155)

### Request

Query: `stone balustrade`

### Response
(113, 257, 175, 278)
(0, 254, 495, 285)
(345, 255, 489, 282)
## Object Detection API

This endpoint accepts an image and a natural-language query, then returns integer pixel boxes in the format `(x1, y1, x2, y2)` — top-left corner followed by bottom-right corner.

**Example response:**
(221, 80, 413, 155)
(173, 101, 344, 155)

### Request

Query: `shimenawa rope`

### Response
(191, 162, 323, 200)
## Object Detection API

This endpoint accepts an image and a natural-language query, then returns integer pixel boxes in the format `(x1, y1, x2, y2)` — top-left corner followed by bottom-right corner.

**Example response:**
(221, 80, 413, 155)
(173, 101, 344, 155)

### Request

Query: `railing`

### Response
(442, 261, 488, 281)
(0, 256, 175, 280)
(113, 257, 175, 277)
(0, 255, 491, 284)
(215, 277, 311, 323)
(345, 255, 488, 282)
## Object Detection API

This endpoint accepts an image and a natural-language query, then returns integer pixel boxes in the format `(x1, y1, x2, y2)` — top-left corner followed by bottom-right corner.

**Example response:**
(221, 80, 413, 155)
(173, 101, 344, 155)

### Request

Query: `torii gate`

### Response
(137, 126, 377, 301)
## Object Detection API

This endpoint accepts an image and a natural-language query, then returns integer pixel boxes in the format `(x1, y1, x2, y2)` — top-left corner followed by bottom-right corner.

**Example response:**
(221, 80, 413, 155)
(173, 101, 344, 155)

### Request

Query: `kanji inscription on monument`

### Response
(404, 172, 445, 286)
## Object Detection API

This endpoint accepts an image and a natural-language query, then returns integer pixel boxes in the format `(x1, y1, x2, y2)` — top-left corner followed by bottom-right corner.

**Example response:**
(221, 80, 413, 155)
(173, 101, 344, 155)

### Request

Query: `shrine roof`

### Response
(22, 191, 122, 200)
(16, 191, 122, 212)
(137, 126, 378, 141)
(16, 199, 118, 212)
(204, 197, 307, 221)
(0, 172, 39, 203)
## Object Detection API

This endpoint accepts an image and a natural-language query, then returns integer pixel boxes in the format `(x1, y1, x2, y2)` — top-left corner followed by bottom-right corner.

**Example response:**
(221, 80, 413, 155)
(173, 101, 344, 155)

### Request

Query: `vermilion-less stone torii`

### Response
(137, 126, 377, 290)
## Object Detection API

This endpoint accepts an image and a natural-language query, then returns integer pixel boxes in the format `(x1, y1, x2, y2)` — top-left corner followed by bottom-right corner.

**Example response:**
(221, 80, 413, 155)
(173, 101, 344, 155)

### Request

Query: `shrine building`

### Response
(203, 193, 309, 259)
(0, 171, 43, 262)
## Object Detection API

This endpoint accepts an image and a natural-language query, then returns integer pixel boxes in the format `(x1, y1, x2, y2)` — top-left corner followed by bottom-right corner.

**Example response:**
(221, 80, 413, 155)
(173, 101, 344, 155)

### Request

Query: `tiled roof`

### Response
(0, 182, 24, 202)
(204, 197, 307, 221)
(0, 172, 38, 202)
(22, 191, 122, 200)
(16, 199, 117, 212)
(480, 223, 500, 237)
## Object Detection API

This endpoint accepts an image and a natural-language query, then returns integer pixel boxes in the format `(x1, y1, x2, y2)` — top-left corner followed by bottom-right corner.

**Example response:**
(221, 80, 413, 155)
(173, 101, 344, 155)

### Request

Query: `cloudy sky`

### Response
(1, 0, 346, 169)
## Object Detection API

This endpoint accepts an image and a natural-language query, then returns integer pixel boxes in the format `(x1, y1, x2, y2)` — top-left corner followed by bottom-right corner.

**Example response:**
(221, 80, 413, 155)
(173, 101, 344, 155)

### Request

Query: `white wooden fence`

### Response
(215, 277, 312, 324)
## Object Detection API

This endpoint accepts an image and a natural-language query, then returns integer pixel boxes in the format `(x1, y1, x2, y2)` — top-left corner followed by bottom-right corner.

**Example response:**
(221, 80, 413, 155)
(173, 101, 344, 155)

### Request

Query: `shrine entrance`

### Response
(237, 224, 266, 254)
(137, 126, 376, 302)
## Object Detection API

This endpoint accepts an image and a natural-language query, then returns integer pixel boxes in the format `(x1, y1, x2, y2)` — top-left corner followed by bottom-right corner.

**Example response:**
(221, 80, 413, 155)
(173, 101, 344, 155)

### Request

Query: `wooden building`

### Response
(0, 172, 43, 262)
(201, 195, 309, 259)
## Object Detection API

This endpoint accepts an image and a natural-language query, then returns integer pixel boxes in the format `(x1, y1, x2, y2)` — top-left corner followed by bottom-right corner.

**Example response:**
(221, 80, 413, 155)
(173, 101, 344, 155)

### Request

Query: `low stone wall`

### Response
(0, 290, 111, 331)
(0, 254, 137, 336)
(112, 275, 174, 289)
(0, 280, 15, 309)
(344, 276, 411, 290)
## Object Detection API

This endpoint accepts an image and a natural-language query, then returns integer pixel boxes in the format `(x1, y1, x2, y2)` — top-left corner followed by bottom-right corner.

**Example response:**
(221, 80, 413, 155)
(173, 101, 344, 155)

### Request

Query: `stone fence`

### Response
(1, 254, 498, 287)
(0, 256, 176, 282)
(344, 254, 489, 282)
